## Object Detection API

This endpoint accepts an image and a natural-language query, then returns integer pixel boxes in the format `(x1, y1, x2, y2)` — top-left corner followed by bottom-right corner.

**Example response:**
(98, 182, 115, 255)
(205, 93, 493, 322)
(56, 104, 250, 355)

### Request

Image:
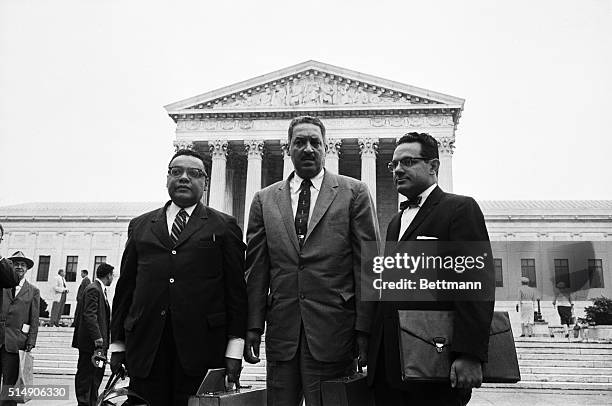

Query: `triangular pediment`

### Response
(164, 60, 464, 117)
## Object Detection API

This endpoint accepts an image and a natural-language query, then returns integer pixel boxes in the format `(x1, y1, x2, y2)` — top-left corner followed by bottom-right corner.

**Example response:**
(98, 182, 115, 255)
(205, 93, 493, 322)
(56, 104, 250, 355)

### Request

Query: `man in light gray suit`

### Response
(244, 116, 380, 406)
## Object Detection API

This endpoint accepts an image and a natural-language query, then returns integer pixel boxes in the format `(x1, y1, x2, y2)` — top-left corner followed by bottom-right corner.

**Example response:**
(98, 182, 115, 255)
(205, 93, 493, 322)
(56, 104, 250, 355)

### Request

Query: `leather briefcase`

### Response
(188, 368, 266, 406)
(397, 311, 520, 383)
(321, 369, 374, 406)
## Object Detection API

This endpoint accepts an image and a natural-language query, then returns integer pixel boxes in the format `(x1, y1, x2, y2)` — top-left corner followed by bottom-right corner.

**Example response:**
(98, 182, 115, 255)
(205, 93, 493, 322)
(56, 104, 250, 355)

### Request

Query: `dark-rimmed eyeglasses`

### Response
(168, 166, 207, 179)
(387, 157, 431, 172)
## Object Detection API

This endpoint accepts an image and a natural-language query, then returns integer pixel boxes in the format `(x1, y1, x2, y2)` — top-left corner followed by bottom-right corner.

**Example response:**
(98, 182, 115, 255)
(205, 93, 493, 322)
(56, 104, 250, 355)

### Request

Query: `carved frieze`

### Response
(177, 119, 254, 132)
(370, 115, 454, 128)
(187, 72, 440, 110)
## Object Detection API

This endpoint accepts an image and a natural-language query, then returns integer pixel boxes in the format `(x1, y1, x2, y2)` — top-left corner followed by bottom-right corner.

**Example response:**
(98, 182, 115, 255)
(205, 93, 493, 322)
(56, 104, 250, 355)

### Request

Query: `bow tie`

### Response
(399, 196, 422, 211)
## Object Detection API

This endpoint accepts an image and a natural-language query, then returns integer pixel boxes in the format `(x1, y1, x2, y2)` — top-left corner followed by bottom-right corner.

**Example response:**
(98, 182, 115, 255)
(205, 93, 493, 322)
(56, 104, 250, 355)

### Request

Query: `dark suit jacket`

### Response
(111, 201, 247, 378)
(77, 277, 91, 303)
(0, 258, 19, 312)
(368, 186, 495, 388)
(72, 280, 109, 352)
(72, 276, 91, 330)
(1, 280, 40, 353)
(245, 171, 380, 363)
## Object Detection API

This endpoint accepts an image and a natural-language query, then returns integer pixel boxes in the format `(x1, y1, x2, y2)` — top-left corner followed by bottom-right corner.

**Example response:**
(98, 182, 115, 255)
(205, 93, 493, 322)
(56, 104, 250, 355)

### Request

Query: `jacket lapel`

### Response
(151, 202, 173, 249)
(400, 186, 444, 241)
(175, 203, 208, 248)
(15, 280, 29, 300)
(276, 177, 300, 253)
(305, 171, 338, 242)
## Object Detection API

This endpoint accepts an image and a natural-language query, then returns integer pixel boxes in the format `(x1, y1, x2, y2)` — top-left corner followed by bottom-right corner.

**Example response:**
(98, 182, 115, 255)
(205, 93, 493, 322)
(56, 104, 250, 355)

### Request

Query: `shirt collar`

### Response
(291, 169, 325, 193)
(95, 278, 106, 289)
(17, 278, 25, 288)
(168, 202, 197, 219)
(418, 183, 437, 206)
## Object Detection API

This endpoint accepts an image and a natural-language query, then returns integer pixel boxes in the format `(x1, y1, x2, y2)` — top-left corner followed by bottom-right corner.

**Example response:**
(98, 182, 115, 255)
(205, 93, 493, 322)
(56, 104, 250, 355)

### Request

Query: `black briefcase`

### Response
(188, 369, 266, 406)
(321, 367, 375, 406)
(397, 311, 520, 383)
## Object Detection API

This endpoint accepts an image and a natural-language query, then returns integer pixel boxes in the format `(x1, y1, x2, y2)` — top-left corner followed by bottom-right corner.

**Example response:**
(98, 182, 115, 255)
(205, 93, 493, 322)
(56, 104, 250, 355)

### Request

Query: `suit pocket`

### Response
(206, 312, 227, 328)
(198, 240, 217, 248)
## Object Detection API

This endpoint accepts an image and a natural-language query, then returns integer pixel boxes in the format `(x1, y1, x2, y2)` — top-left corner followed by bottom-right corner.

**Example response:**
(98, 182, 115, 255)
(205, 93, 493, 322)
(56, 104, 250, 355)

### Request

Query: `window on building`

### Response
(36, 256, 51, 282)
(65, 256, 78, 282)
(63, 303, 71, 316)
(494, 258, 503, 287)
(94, 256, 107, 272)
(521, 259, 536, 287)
(554, 259, 570, 288)
(588, 259, 604, 288)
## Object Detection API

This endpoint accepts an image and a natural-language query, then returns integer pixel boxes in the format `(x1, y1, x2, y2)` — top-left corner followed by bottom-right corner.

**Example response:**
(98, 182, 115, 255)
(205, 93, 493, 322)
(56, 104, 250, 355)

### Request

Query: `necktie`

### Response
(295, 179, 312, 248)
(11, 287, 15, 298)
(170, 209, 188, 244)
(399, 196, 422, 211)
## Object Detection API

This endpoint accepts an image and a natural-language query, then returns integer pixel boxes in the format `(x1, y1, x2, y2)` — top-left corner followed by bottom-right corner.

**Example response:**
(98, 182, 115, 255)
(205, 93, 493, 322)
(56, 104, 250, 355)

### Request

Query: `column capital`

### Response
(326, 138, 342, 156)
(209, 140, 229, 159)
(173, 140, 195, 151)
(280, 141, 290, 157)
(358, 138, 379, 156)
(245, 139, 265, 158)
(438, 137, 455, 155)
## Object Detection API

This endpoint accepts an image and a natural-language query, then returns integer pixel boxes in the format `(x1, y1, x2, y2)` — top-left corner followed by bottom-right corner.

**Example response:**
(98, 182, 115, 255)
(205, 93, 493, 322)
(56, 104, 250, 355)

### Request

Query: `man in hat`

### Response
(0, 251, 40, 406)
(0, 224, 19, 297)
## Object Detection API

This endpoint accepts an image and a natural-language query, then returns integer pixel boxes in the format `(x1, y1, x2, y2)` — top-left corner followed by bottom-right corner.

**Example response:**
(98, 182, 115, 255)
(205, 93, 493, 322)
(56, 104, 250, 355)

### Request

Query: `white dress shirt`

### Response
(14, 277, 25, 297)
(290, 169, 325, 224)
(166, 202, 197, 235)
(398, 183, 437, 240)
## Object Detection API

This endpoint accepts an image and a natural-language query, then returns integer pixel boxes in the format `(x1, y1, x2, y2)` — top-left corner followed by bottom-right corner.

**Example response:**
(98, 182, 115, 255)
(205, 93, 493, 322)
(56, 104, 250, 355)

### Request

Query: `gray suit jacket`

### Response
(246, 171, 380, 362)
(1, 280, 40, 353)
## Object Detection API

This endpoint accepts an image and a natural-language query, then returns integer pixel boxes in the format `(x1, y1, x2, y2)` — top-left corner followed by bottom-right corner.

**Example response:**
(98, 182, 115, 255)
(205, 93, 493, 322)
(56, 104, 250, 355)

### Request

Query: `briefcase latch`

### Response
(432, 337, 447, 353)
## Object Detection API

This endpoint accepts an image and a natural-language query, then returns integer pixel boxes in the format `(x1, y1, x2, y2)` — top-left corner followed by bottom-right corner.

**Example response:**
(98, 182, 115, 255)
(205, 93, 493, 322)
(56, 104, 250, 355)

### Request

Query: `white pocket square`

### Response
(416, 235, 438, 240)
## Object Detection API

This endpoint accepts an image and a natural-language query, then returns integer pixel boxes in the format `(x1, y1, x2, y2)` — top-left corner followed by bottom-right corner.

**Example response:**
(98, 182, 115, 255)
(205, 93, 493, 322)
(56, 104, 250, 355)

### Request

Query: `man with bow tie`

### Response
(0, 251, 39, 406)
(110, 149, 247, 406)
(244, 116, 380, 406)
(72, 262, 114, 406)
(368, 132, 495, 406)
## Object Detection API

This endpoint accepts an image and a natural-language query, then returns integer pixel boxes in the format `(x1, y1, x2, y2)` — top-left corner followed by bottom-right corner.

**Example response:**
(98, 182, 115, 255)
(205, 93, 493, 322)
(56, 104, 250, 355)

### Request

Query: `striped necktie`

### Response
(170, 209, 188, 244)
(295, 179, 312, 248)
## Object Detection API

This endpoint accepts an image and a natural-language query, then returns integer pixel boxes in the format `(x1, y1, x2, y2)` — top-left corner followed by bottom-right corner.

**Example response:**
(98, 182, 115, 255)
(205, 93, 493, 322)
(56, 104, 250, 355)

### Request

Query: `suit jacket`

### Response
(51, 274, 67, 302)
(111, 201, 247, 378)
(72, 280, 109, 352)
(0, 258, 19, 312)
(0, 280, 40, 353)
(72, 276, 91, 330)
(245, 171, 380, 363)
(368, 186, 495, 388)
(77, 276, 91, 303)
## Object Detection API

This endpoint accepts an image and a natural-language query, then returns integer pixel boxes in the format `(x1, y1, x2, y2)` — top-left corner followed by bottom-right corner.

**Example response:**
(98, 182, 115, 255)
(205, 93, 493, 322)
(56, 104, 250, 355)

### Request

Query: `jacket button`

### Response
(160, 310, 166, 316)
(299, 265, 305, 271)
(171, 250, 177, 255)
(299, 293, 305, 299)
(169, 278, 175, 283)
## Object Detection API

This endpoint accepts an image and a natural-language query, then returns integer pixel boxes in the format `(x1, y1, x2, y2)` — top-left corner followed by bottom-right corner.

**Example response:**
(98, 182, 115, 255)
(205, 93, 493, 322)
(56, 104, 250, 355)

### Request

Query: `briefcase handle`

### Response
(96, 372, 150, 406)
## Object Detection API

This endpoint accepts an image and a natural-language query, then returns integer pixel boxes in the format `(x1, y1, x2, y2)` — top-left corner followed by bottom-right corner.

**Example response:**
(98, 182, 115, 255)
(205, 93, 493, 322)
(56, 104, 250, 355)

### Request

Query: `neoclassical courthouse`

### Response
(1, 61, 610, 324)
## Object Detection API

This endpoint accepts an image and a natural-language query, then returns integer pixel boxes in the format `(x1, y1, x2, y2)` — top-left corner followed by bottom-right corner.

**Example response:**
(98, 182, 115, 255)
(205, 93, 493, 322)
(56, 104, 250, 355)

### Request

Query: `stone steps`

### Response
(30, 327, 612, 391)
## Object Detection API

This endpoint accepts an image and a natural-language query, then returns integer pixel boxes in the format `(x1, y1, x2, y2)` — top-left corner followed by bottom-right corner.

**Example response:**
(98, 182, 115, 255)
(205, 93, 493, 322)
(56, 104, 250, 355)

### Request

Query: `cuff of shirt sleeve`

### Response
(225, 337, 244, 359)
(110, 341, 126, 353)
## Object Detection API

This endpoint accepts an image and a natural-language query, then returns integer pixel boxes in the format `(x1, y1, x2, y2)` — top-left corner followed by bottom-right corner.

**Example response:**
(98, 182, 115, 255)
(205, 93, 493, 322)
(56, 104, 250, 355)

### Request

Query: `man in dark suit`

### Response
(72, 263, 113, 406)
(0, 225, 20, 305)
(244, 116, 380, 406)
(0, 251, 39, 406)
(72, 270, 91, 328)
(368, 132, 495, 406)
(110, 149, 247, 406)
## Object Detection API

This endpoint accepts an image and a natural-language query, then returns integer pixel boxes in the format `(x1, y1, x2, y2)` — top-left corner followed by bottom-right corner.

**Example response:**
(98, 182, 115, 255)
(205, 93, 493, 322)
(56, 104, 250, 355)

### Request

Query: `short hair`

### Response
(288, 116, 326, 144)
(81, 269, 89, 276)
(168, 149, 206, 169)
(396, 132, 439, 159)
(58, 269, 64, 275)
(96, 263, 114, 279)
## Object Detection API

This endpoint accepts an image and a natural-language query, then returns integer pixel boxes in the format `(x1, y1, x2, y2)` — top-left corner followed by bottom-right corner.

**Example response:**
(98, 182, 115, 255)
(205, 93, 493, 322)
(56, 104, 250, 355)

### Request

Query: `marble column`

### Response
(437, 137, 454, 192)
(244, 140, 264, 232)
(208, 140, 228, 210)
(281, 142, 293, 179)
(359, 138, 379, 205)
(325, 138, 342, 174)
(224, 163, 235, 216)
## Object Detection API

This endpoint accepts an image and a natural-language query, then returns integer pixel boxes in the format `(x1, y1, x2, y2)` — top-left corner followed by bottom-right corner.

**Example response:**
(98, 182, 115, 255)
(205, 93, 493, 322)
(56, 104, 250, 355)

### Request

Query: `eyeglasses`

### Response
(387, 157, 431, 172)
(168, 166, 207, 179)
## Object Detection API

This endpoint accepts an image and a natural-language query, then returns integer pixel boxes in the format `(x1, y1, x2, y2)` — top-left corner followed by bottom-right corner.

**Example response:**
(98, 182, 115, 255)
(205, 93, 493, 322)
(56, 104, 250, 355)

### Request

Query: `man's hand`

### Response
(450, 355, 483, 389)
(94, 338, 104, 348)
(25, 345, 33, 352)
(356, 332, 369, 368)
(110, 352, 127, 378)
(243, 330, 261, 364)
(225, 357, 242, 386)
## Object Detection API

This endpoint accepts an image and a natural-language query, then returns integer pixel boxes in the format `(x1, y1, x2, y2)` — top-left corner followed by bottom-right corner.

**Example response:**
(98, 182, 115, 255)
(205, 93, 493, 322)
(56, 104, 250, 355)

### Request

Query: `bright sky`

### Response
(1, 0, 610, 206)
